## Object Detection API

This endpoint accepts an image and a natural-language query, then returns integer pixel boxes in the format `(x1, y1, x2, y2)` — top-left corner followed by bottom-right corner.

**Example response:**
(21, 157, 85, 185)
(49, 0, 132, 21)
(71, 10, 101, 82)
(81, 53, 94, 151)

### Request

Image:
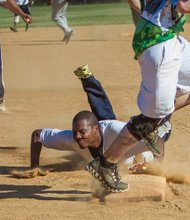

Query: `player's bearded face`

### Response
(72, 120, 100, 149)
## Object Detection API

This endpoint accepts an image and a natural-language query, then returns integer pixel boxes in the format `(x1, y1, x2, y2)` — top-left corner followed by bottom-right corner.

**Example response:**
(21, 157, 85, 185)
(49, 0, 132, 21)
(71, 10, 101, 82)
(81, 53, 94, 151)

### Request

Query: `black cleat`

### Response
(86, 157, 129, 193)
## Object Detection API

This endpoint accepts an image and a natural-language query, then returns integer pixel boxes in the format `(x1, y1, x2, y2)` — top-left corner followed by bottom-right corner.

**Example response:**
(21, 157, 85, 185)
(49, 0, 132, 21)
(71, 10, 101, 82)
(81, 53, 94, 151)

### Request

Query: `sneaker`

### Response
(25, 23, 29, 31)
(74, 64, 93, 79)
(63, 30, 74, 44)
(10, 26, 18, 32)
(86, 157, 129, 192)
(0, 99, 6, 112)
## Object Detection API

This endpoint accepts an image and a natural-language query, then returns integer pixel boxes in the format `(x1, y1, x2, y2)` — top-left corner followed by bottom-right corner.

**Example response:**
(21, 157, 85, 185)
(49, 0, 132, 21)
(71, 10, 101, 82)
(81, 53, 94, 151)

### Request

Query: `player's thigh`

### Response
(52, 0, 66, 18)
(137, 37, 181, 118)
(177, 36, 190, 93)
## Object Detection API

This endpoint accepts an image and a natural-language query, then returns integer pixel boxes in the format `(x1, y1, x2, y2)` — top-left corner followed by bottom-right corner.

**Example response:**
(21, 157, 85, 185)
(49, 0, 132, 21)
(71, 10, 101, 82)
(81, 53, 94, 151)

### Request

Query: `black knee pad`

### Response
(127, 114, 172, 141)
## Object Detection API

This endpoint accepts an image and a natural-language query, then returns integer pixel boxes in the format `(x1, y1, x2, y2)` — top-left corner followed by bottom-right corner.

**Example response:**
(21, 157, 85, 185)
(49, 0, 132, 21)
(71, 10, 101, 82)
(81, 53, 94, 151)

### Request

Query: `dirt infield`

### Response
(0, 24, 190, 219)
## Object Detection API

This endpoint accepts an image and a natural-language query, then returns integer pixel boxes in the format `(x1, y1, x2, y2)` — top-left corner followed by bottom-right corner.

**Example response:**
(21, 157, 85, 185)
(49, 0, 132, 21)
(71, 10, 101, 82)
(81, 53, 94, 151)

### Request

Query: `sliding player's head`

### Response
(72, 110, 101, 149)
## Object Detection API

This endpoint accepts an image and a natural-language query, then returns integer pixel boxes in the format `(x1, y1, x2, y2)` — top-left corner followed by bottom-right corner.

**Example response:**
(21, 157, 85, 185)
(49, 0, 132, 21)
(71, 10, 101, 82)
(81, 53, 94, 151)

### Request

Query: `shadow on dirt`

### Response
(0, 184, 91, 201)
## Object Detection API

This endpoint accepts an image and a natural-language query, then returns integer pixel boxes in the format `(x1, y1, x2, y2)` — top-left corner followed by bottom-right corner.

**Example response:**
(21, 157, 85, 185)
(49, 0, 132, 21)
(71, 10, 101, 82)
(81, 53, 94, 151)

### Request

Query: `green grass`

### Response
(0, 3, 133, 28)
(0, 2, 189, 28)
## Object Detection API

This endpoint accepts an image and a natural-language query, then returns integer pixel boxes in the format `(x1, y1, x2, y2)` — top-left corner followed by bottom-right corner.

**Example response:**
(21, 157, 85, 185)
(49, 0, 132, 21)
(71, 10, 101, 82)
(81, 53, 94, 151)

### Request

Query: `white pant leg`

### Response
(123, 141, 154, 164)
(177, 36, 190, 94)
(14, 15, 20, 23)
(52, 0, 71, 34)
(137, 36, 183, 118)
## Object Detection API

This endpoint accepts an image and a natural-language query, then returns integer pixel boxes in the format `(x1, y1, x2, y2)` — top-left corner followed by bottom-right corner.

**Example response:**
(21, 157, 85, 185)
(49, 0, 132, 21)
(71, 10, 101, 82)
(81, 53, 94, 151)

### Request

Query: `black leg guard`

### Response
(127, 114, 172, 141)
(127, 114, 172, 156)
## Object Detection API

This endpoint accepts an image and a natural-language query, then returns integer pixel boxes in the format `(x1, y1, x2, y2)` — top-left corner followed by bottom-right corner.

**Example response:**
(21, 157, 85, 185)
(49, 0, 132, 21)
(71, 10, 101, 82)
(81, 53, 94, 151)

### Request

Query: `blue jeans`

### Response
(81, 76, 116, 121)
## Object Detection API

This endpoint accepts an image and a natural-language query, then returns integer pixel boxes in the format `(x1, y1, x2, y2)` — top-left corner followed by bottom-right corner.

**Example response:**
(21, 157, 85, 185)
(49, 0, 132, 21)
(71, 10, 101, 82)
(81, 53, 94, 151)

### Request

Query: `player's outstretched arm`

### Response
(11, 129, 48, 179)
(30, 129, 43, 168)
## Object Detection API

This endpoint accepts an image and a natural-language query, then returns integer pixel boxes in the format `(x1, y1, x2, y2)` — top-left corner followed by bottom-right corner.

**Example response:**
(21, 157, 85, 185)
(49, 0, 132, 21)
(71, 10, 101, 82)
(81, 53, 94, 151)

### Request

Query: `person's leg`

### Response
(52, 0, 72, 34)
(74, 65, 116, 121)
(60, 1, 74, 43)
(82, 77, 116, 121)
(20, 4, 31, 15)
(138, 39, 181, 118)
(19, 4, 31, 31)
(124, 38, 190, 171)
(175, 36, 190, 110)
(0, 46, 5, 112)
(10, 14, 19, 32)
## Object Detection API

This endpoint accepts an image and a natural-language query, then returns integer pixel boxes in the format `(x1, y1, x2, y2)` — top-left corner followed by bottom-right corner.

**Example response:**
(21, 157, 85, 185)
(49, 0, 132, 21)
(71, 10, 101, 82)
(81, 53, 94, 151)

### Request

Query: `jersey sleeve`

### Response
(40, 128, 78, 151)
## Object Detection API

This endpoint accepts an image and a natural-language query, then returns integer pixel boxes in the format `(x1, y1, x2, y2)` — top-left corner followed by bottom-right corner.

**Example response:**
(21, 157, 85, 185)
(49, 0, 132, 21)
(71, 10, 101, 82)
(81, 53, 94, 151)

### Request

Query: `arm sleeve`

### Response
(40, 128, 78, 151)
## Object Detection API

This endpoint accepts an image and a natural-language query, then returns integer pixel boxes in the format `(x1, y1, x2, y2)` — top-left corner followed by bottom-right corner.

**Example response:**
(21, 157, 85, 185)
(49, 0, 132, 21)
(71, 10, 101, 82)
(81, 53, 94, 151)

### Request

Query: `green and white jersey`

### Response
(133, 0, 186, 58)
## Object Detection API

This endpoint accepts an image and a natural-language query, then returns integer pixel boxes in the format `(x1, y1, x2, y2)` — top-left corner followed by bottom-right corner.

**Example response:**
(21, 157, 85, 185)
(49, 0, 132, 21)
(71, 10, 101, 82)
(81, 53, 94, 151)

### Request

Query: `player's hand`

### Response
(23, 14, 32, 24)
(128, 162, 149, 174)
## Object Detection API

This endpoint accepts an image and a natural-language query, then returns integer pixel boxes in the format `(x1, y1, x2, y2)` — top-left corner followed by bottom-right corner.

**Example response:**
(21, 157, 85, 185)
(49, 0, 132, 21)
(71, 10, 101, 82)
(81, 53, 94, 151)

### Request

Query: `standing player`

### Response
(10, 0, 32, 32)
(0, 0, 32, 111)
(85, 0, 190, 192)
(47, 0, 74, 43)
